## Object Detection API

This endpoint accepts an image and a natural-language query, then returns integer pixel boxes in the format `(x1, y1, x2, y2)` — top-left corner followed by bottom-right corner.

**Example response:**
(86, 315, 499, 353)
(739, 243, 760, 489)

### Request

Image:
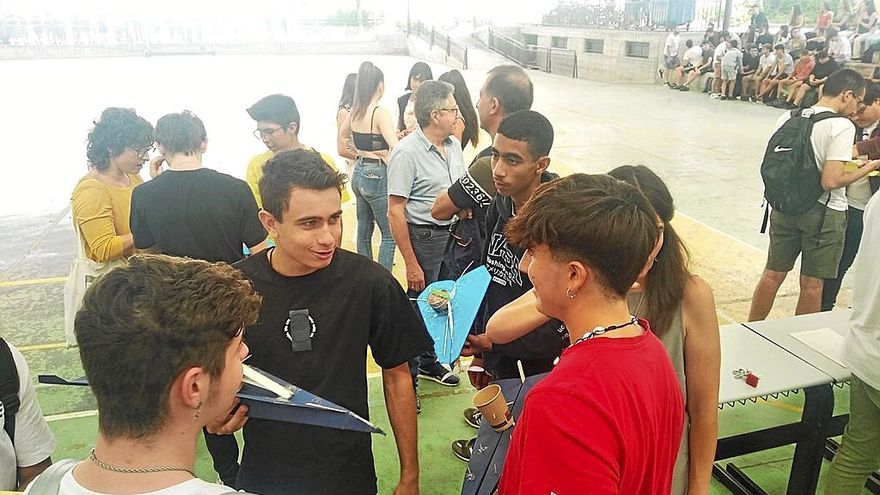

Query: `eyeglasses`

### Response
(253, 125, 287, 140)
(437, 107, 460, 117)
(852, 92, 867, 112)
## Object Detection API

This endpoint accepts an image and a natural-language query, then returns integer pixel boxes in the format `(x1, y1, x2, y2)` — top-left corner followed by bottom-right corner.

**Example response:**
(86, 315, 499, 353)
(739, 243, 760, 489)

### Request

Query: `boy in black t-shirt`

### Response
(450, 111, 569, 462)
(225, 149, 430, 495)
(131, 111, 267, 264)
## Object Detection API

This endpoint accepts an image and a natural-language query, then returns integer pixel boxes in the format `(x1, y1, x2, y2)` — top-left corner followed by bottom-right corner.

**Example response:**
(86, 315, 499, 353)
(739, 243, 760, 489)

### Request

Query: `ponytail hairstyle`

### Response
(608, 165, 691, 337)
(352, 61, 384, 121)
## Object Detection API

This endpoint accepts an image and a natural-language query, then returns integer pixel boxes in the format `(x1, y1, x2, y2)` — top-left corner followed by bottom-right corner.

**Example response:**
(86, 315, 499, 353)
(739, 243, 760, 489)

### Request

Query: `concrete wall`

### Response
(519, 24, 708, 84)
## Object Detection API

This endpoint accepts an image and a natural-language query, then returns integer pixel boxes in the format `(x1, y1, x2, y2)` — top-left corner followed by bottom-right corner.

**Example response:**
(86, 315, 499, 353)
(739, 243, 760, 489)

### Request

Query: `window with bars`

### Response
(584, 39, 604, 54)
(625, 41, 650, 58)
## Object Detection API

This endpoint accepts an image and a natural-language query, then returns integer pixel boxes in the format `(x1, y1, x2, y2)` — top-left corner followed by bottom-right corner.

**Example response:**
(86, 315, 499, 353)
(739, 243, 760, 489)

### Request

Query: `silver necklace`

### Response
(88, 448, 195, 477)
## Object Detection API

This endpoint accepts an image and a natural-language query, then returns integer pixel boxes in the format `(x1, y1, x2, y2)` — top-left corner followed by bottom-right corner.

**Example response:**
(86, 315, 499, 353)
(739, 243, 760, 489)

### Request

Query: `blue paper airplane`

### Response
(415, 266, 491, 365)
(39, 365, 384, 435)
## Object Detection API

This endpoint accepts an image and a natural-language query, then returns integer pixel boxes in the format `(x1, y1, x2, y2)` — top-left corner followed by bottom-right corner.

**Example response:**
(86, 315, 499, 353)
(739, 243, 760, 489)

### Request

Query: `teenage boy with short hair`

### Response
(245, 94, 348, 207)
(230, 149, 430, 494)
(132, 111, 268, 263)
(497, 174, 684, 494)
(451, 110, 569, 461)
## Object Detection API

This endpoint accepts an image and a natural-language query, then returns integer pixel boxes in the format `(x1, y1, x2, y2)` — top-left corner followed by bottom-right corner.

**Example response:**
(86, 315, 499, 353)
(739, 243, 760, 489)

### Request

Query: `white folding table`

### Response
(714, 322, 837, 495)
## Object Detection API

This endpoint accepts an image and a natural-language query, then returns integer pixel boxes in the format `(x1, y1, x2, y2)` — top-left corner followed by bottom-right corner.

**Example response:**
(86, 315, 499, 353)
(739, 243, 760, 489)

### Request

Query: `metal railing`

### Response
(410, 22, 468, 70)
(486, 29, 578, 78)
(541, 0, 721, 31)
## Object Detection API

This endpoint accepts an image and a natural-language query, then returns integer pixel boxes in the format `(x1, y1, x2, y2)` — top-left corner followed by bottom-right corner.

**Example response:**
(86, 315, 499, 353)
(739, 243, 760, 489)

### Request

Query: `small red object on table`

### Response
(745, 372, 760, 388)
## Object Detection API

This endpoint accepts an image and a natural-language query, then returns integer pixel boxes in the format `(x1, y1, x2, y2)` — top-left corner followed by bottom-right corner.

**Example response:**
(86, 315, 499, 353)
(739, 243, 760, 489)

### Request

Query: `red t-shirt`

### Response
(498, 321, 684, 495)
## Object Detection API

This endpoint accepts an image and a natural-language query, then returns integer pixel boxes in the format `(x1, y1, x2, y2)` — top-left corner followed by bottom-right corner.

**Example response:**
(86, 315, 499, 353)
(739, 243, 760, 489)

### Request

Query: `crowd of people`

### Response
(2, 54, 880, 495)
(662, 0, 880, 106)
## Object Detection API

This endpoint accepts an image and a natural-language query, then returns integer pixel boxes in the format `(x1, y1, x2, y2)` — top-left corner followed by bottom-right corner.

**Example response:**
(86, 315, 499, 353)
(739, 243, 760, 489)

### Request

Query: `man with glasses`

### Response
(823, 81, 880, 311)
(245, 94, 348, 208)
(749, 69, 880, 320)
(388, 80, 466, 406)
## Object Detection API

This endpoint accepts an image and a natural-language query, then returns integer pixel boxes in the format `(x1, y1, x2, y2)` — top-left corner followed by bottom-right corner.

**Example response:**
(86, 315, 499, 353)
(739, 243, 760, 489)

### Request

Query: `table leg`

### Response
(786, 384, 834, 495)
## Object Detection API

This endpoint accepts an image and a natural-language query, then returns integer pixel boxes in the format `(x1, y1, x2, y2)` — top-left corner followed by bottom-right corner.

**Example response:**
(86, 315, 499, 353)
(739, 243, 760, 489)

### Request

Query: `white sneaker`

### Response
(709, 93, 721, 99)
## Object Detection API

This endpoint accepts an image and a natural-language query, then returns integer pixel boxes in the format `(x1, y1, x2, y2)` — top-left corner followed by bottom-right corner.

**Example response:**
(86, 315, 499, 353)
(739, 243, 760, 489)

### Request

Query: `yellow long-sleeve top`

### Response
(245, 146, 350, 208)
(71, 174, 143, 262)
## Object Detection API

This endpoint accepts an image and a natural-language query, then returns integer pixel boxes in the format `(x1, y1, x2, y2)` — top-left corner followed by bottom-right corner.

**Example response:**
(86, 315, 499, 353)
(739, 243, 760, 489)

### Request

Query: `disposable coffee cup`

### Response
(472, 384, 515, 432)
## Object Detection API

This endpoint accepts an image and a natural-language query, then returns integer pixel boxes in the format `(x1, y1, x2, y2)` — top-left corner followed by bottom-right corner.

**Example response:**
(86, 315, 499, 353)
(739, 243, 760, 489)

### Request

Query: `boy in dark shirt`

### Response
(227, 149, 430, 494)
(451, 111, 569, 462)
(131, 111, 267, 263)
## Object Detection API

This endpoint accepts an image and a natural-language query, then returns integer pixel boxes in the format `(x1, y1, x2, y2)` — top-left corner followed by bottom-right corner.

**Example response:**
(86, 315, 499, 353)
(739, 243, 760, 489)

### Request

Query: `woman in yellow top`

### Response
(72, 107, 154, 262)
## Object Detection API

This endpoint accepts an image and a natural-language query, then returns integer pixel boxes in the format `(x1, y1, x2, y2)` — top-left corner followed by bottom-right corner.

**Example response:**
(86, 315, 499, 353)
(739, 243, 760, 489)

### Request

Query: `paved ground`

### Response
(0, 43, 862, 493)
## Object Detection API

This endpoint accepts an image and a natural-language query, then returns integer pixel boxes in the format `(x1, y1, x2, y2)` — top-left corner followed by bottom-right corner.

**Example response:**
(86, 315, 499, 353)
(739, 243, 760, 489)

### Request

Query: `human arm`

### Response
(237, 182, 269, 254)
(681, 277, 721, 495)
(337, 111, 358, 160)
(822, 159, 880, 188)
(72, 179, 133, 262)
(431, 190, 462, 221)
(18, 458, 52, 490)
(855, 135, 880, 159)
(8, 343, 56, 490)
(388, 195, 424, 291)
(485, 290, 552, 344)
(383, 362, 420, 494)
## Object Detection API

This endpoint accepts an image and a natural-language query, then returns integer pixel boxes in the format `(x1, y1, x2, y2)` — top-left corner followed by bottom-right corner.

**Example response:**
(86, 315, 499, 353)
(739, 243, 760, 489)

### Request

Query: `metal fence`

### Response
(486, 29, 578, 78)
(410, 22, 468, 70)
(541, 0, 721, 31)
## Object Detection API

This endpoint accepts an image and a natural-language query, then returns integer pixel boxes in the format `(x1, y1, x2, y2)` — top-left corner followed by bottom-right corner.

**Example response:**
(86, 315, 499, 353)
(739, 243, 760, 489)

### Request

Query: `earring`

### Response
(565, 288, 577, 299)
(193, 400, 202, 422)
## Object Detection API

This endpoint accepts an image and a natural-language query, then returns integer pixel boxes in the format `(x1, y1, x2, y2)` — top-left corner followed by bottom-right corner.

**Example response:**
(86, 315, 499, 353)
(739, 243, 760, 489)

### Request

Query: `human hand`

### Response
(458, 208, 473, 220)
(149, 155, 166, 179)
(392, 478, 419, 495)
(406, 263, 425, 292)
(205, 399, 248, 435)
(467, 357, 492, 390)
(461, 334, 493, 357)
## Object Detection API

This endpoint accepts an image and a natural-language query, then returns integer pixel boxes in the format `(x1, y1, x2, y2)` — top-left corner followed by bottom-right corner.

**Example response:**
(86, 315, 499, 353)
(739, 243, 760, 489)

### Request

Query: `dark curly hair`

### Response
(86, 107, 154, 171)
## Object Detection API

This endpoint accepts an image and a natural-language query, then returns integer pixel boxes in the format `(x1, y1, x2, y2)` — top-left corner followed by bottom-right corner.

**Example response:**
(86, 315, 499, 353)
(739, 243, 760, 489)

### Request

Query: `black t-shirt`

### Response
(474, 173, 569, 380)
(743, 52, 761, 72)
(444, 146, 495, 278)
(130, 169, 266, 263)
(233, 249, 431, 494)
(811, 59, 840, 81)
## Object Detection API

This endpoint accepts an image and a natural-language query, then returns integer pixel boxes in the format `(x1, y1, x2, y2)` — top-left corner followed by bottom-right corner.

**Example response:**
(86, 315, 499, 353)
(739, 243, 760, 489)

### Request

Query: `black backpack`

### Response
(0, 338, 20, 446)
(761, 108, 847, 218)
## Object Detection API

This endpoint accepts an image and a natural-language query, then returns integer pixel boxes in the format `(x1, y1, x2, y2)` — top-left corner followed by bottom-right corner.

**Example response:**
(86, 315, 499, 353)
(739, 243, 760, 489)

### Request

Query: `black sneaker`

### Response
(452, 437, 476, 462)
(678, 85, 690, 91)
(418, 362, 460, 387)
(463, 407, 482, 429)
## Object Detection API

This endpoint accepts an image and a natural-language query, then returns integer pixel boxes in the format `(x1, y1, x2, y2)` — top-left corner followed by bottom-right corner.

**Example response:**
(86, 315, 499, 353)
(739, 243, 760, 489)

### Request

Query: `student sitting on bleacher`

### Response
(773, 48, 817, 108)
(743, 43, 777, 101)
(678, 42, 714, 92)
(789, 50, 840, 107)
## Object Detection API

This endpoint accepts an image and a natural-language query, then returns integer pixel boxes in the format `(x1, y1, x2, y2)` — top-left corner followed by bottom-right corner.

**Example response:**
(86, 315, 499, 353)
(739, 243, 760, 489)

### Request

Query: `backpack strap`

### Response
(0, 338, 20, 447)
(24, 459, 79, 495)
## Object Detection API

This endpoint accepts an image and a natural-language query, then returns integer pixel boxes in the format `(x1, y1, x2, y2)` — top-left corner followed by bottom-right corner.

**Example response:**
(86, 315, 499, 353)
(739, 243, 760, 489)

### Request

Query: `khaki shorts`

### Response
(766, 202, 847, 278)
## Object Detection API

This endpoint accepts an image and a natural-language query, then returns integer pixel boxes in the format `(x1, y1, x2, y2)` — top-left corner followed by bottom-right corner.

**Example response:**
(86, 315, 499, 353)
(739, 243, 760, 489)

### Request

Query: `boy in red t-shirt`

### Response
(498, 174, 685, 495)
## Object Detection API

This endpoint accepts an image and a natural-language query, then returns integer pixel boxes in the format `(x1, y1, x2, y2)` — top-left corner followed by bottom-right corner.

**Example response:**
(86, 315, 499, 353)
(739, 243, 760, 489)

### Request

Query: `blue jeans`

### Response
(406, 223, 450, 383)
(352, 159, 395, 270)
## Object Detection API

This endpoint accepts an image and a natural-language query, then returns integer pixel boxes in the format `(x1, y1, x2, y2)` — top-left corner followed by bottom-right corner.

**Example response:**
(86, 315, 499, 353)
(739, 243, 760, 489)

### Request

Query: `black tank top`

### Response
(352, 107, 390, 152)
